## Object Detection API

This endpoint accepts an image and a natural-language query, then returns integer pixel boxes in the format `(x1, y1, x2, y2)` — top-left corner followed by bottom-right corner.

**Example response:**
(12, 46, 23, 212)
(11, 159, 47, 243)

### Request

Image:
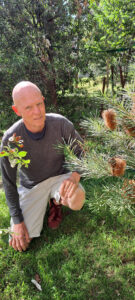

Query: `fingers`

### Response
(64, 182, 76, 198)
(19, 236, 29, 251)
(9, 235, 29, 252)
(61, 181, 70, 197)
(59, 181, 65, 197)
(16, 238, 24, 252)
(60, 179, 77, 200)
(9, 222, 31, 252)
(60, 181, 70, 198)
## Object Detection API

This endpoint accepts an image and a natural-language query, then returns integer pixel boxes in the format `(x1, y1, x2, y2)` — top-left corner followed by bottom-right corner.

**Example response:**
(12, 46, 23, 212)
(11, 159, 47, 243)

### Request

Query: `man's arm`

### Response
(1, 156, 30, 251)
(1, 156, 24, 223)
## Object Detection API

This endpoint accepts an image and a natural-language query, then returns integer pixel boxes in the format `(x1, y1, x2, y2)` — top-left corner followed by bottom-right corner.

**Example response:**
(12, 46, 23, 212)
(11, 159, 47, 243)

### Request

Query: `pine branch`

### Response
(87, 178, 135, 216)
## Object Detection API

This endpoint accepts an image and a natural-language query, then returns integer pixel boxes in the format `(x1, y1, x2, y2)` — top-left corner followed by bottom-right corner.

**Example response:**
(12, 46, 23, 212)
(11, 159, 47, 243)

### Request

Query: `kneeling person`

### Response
(0, 81, 85, 252)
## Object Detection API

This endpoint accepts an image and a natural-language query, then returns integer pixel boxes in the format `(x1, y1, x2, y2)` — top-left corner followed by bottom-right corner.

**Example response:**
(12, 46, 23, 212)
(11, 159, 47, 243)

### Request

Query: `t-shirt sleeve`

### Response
(0, 137, 24, 224)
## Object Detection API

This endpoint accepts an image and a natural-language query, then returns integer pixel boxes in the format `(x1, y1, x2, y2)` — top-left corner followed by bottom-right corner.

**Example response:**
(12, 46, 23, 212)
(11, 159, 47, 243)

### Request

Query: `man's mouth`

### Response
(34, 116, 43, 120)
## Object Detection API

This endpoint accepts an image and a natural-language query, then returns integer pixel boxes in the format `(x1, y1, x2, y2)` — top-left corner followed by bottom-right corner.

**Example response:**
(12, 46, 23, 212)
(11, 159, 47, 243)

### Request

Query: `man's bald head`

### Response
(11, 81, 45, 132)
(12, 81, 42, 106)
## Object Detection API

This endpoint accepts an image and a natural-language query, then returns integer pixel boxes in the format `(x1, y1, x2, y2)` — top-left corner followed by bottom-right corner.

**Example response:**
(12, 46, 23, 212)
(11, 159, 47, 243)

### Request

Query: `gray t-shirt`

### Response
(0, 113, 83, 224)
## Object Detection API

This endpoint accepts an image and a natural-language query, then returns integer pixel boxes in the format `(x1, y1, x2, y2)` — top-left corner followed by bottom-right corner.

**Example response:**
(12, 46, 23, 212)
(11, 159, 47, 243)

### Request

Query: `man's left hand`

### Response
(59, 172, 80, 205)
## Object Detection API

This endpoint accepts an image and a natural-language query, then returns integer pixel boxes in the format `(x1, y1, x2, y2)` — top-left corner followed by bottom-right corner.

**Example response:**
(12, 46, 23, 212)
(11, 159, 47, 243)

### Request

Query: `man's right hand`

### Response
(9, 221, 31, 252)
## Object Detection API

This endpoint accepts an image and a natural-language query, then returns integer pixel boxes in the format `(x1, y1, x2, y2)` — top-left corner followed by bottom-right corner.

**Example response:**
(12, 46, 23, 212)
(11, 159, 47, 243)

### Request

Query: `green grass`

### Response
(1, 179, 135, 300)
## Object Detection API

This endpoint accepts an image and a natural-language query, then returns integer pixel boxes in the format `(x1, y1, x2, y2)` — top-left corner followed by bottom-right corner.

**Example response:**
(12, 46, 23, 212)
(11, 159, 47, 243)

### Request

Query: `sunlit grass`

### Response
(1, 179, 135, 299)
(78, 78, 103, 94)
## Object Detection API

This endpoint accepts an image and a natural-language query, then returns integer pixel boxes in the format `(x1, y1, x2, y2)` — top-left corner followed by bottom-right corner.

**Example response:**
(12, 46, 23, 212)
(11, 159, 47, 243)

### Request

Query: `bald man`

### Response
(0, 81, 85, 252)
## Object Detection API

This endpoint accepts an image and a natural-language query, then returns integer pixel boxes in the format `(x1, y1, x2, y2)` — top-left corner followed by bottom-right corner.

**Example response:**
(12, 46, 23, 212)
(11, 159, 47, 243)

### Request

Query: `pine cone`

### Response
(102, 109, 117, 130)
(109, 157, 126, 176)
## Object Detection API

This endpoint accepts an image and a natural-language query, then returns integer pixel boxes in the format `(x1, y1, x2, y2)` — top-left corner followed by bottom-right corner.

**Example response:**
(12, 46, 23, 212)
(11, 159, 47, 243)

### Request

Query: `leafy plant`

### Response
(0, 133, 30, 168)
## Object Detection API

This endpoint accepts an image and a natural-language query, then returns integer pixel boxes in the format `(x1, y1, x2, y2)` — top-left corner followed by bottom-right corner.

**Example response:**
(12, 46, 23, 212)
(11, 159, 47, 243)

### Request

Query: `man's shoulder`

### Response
(2, 119, 24, 143)
(46, 113, 72, 125)
(46, 113, 66, 120)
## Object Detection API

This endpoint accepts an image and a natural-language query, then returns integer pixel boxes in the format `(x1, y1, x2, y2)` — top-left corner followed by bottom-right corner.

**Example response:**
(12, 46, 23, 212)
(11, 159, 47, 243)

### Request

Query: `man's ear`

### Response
(12, 105, 21, 116)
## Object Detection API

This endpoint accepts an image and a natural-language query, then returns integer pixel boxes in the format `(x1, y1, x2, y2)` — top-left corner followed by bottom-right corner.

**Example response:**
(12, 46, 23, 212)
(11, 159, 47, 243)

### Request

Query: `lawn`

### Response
(0, 176, 135, 300)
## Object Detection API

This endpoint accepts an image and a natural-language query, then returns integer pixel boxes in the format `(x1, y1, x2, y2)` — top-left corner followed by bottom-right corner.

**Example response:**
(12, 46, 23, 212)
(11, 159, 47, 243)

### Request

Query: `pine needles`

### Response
(60, 90, 135, 215)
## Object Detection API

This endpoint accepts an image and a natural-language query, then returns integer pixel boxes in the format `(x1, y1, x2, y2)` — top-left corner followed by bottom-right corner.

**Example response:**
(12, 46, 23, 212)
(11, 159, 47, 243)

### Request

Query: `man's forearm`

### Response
(5, 189, 24, 224)
(1, 157, 23, 223)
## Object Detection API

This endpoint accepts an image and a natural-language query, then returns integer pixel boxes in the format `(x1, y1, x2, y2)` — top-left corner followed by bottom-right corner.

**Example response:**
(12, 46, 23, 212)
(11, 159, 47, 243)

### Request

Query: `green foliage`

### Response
(0, 0, 90, 106)
(0, 134, 30, 168)
(59, 88, 135, 216)
(0, 0, 134, 121)
(86, 176, 135, 216)
(0, 148, 30, 168)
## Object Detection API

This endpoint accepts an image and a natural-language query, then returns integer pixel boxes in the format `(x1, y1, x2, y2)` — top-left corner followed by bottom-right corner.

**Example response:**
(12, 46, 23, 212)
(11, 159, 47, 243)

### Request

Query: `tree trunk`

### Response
(47, 49, 58, 106)
(106, 59, 110, 91)
(119, 65, 125, 88)
(119, 49, 132, 89)
(102, 77, 106, 94)
(47, 78, 57, 106)
(40, 50, 58, 106)
(111, 65, 114, 94)
(39, 65, 57, 106)
(100, 77, 106, 116)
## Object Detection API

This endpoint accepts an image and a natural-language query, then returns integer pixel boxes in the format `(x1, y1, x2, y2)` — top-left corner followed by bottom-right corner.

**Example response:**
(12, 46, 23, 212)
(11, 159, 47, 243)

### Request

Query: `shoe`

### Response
(48, 198, 62, 229)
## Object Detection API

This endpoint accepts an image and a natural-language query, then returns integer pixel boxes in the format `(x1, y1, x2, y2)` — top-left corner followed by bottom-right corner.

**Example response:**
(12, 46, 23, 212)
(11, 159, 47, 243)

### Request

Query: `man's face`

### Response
(14, 87, 46, 133)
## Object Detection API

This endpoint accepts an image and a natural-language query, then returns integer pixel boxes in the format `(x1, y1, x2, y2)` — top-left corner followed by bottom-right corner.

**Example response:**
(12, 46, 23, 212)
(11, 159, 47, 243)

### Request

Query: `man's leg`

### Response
(9, 180, 51, 251)
(9, 174, 85, 248)
(48, 199, 63, 229)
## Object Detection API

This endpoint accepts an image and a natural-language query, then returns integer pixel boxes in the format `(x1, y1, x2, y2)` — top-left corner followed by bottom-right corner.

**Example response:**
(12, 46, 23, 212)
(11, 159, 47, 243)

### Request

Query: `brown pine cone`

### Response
(109, 157, 126, 176)
(102, 109, 117, 130)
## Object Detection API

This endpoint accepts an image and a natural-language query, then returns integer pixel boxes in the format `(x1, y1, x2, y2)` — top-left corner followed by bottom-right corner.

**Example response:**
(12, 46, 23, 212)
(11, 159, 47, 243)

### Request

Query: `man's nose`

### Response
(33, 105, 41, 114)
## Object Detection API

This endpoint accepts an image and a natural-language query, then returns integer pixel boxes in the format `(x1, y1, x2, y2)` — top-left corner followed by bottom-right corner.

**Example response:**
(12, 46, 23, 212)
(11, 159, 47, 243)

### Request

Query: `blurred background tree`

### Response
(0, 0, 135, 130)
